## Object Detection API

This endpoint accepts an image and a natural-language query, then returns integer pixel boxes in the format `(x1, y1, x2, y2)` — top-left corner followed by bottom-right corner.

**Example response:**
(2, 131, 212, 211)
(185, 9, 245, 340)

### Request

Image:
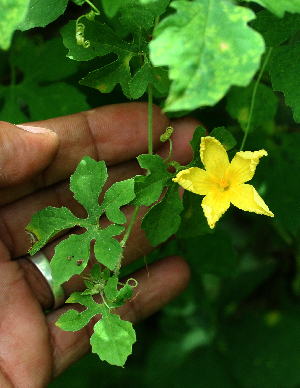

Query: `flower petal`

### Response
(226, 149, 267, 186)
(201, 189, 231, 229)
(229, 183, 274, 217)
(200, 137, 230, 180)
(173, 167, 215, 195)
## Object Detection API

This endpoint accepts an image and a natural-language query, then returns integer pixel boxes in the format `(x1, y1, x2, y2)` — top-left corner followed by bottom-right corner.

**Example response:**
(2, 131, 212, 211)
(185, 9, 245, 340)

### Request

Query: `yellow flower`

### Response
(173, 136, 274, 229)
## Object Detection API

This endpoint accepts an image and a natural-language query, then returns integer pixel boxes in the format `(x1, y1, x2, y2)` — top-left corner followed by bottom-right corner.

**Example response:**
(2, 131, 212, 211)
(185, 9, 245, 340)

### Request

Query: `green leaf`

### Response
(56, 292, 103, 331)
(70, 156, 107, 223)
(176, 191, 211, 239)
(91, 306, 136, 366)
(179, 230, 238, 277)
(269, 42, 300, 123)
(130, 63, 170, 99)
(0, 0, 29, 50)
(150, 0, 265, 111)
(243, 0, 300, 17)
(131, 154, 172, 206)
(104, 275, 119, 300)
(26, 207, 81, 255)
(251, 10, 300, 47)
(141, 183, 183, 246)
(17, 0, 68, 31)
(226, 82, 278, 132)
(101, 0, 132, 18)
(0, 36, 88, 123)
(91, 263, 102, 280)
(187, 125, 206, 168)
(109, 283, 134, 308)
(209, 127, 237, 151)
(93, 224, 125, 271)
(99, 179, 135, 224)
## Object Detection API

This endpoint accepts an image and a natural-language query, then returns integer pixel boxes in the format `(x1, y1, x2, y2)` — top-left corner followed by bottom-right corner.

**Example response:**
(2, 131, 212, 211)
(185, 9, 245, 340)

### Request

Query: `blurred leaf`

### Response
(187, 125, 207, 168)
(226, 82, 278, 132)
(179, 230, 238, 278)
(209, 127, 237, 151)
(0, 36, 88, 123)
(222, 310, 300, 388)
(176, 191, 211, 239)
(0, 0, 29, 50)
(17, 0, 68, 31)
(264, 132, 300, 235)
(270, 42, 300, 123)
(251, 10, 300, 47)
(141, 183, 183, 246)
(91, 306, 136, 366)
(150, 0, 265, 111)
(243, 0, 300, 17)
(101, 0, 132, 18)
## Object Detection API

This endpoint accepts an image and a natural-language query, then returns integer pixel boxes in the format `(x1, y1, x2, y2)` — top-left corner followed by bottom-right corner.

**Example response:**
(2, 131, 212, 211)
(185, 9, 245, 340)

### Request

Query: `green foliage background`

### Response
(2, 0, 300, 386)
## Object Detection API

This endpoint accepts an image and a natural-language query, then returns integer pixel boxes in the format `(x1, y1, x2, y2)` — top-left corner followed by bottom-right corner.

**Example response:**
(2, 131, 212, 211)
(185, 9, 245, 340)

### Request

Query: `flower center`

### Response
(219, 179, 228, 190)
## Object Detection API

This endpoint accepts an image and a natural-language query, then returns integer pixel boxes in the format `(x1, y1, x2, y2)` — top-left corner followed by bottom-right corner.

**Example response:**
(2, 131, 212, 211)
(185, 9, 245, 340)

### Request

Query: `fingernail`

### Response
(16, 125, 53, 134)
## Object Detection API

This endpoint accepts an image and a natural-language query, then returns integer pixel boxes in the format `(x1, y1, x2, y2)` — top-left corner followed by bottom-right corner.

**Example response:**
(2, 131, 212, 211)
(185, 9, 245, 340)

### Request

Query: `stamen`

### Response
(220, 179, 228, 189)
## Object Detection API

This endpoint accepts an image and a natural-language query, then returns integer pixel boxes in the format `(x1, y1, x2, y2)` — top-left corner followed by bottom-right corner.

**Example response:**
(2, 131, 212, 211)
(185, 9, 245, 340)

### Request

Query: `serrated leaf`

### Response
(226, 82, 278, 132)
(0, 0, 29, 50)
(141, 183, 183, 246)
(26, 206, 81, 255)
(243, 0, 300, 17)
(91, 306, 136, 366)
(187, 125, 206, 168)
(17, 0, 68, 31)
(269, 43, 300, 123)
(176, 191, 211, 239)
(209, 127, 237, 151)
(99, 179, 135, 224)
(56, 292, 102, 331)
(251, 10, 300, 47)
(130, 63, 170, 99)
(131, 154, 172, 206)
(150, 0, 265, 111)
(70, 156, 107, 223)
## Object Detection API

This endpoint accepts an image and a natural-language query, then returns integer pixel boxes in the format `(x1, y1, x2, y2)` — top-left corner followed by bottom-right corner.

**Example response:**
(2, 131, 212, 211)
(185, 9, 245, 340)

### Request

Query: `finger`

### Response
(0, 123, 59, 189)
(47, 255, 191, 380)
(3, 116, 200, 259)
(0, 103, 169, 205)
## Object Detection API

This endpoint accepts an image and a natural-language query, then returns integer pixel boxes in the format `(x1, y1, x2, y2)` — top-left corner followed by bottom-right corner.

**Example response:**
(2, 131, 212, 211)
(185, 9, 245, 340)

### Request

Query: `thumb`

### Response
(0, 122, 59, 188)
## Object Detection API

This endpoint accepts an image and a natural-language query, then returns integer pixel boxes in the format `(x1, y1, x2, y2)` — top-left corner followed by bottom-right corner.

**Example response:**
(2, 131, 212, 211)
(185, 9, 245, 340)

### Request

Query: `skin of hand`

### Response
(0, 102, 198, 387)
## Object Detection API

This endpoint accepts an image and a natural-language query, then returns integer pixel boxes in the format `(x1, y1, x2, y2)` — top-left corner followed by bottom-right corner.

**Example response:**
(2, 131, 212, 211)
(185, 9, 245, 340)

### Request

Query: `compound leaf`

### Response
(269, 43, 300, 123)
(70, 156, 108, 223)
(130, 63, 170, 99)
(56, 292, 102, 331)
(141, 183, 183, 246)
(26, 206, 81, 255)
(91, 305, 136, 366)
(131, 154, 172, 206)
(150, 0, 265, 111)
(99, 179, 135, 224)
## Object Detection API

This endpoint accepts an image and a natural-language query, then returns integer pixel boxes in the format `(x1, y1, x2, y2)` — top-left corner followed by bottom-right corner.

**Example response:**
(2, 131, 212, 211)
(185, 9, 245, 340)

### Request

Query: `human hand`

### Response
(0, 102, 196, 387)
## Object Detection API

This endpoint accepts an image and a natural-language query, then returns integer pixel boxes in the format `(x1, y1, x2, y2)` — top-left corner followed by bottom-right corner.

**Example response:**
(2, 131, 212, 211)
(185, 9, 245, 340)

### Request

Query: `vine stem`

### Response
(114, 206, 141, 277)
(148, 83, 153, 155)
(240, 47, 273, 151)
